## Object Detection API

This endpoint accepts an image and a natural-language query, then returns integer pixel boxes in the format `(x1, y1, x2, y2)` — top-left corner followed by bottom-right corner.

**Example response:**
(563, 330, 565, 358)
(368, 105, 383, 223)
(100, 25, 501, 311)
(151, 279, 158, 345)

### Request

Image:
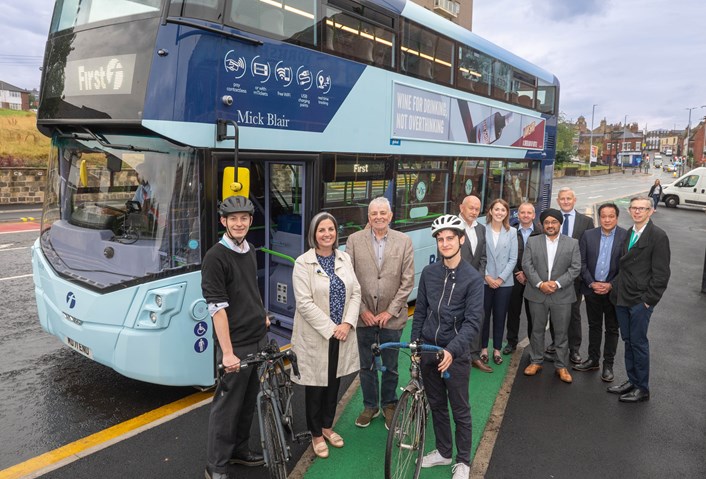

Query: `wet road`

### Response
(0, 225, 193, 470)
(0, 167, 689, 472)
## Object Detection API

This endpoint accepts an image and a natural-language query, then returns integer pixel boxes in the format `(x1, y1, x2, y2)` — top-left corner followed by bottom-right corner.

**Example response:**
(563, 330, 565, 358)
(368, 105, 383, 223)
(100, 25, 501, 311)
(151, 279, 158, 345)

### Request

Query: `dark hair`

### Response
(597, 202, 619, 217)
(308, 212, 339, 249)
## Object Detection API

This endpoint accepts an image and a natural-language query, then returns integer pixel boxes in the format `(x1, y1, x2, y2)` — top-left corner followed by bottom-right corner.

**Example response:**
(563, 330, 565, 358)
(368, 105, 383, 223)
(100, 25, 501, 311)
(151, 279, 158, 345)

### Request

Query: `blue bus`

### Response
(33, 0, 559, 386)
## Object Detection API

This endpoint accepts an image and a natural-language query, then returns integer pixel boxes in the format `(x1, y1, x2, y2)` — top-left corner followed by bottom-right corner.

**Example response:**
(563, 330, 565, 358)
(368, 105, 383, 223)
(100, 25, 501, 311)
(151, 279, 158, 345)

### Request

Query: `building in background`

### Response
(0, 80, 29, 111)
(414, 0, 473, 30)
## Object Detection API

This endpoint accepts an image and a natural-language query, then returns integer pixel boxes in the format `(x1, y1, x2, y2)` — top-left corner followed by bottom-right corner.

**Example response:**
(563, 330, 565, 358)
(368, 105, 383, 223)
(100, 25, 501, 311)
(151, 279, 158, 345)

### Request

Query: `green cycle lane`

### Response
(303, 321, 510, 479)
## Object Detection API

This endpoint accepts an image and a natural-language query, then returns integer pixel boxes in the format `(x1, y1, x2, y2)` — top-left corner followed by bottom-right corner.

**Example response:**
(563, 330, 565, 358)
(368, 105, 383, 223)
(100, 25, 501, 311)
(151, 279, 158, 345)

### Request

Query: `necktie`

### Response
(628, 230, 638, 250)
(562, 214, 570, 236)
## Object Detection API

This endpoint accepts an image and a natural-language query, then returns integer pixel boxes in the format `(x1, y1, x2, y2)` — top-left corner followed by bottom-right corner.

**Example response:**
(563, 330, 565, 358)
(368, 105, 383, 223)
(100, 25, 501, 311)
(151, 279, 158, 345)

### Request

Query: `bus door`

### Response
(263, 161, 307, 346)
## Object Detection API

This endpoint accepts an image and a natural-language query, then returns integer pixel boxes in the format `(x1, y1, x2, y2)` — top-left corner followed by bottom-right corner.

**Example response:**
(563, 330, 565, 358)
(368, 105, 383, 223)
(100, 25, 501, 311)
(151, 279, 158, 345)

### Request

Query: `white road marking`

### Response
(0, 229, 39, 235)
(587, 195, 602, 199)
(0, 273, 33, 281)
(0, 247, 27, 252)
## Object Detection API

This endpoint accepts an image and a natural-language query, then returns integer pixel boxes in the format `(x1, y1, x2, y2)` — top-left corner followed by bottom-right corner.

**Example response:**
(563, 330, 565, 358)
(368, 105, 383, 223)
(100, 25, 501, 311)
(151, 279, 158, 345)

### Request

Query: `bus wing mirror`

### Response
(222, 167, 250, 200)
(79, 159, 88, 187)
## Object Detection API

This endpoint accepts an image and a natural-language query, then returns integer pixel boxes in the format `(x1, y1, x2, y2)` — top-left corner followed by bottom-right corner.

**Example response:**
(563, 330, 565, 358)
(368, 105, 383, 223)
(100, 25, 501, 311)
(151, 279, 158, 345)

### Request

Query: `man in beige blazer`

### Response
(346, 197, 415, 429)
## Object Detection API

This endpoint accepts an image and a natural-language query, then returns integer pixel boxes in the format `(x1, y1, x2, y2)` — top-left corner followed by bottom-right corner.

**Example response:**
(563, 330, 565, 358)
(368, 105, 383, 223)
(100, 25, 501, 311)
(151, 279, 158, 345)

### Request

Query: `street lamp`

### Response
(685, 105, 706, 174)
(621, 115, 627, 171)
(588, 104, 597, 176)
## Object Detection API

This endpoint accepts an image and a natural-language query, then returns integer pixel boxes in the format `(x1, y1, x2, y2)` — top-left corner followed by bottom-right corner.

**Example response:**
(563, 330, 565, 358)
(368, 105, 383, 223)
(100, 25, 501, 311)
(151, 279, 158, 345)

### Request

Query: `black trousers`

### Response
(584, 293, 619, 365)
(421, 352, 472, 466)
(207, 336, 268, 473)
(304, 338, 341, 437)
(505, 279, 533, 347)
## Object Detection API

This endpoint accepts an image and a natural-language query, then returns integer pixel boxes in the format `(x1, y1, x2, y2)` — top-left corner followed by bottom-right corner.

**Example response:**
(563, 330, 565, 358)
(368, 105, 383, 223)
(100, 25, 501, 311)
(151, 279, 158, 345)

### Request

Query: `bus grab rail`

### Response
(259, 247, 296, 265)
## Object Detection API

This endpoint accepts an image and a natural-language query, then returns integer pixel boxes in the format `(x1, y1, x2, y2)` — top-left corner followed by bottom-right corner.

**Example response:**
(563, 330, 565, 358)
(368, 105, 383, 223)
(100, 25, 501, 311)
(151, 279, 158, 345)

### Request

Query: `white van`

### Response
(661, 167, 706, 209)
(653, 154, 663, 168)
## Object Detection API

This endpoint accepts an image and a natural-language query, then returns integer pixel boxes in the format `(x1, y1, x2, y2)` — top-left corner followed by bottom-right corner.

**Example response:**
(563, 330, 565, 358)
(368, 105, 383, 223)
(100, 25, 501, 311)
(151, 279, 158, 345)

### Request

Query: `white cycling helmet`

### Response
(431, 214, 465, 237)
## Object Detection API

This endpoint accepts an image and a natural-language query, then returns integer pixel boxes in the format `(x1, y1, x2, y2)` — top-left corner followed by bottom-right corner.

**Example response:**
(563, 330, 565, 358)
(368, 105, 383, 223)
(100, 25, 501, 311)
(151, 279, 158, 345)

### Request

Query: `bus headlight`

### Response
(135, 283, 186, 329)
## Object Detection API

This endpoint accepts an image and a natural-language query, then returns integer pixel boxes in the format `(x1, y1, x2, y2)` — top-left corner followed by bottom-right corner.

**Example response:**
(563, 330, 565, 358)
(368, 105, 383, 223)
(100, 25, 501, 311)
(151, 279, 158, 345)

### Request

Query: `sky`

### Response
(1, 0, 705, 132)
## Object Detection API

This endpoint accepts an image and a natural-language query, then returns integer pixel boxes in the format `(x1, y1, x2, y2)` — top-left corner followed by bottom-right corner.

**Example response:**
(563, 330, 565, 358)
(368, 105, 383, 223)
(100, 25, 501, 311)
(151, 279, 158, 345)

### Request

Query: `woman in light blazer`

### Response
(482, 199, 518, 366)
(291, 212, 361, 459)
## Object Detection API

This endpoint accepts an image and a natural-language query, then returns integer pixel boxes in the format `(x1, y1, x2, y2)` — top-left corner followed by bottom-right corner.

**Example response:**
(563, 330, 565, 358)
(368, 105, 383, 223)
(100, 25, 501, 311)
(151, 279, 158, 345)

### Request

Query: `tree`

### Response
(555, 113, 575, 164)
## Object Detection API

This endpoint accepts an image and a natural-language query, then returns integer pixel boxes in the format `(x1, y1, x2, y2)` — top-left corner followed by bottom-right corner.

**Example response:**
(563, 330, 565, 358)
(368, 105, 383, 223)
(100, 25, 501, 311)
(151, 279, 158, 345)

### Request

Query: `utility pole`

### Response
(588, 104, 597, 176)
(685, 105, 706, 174)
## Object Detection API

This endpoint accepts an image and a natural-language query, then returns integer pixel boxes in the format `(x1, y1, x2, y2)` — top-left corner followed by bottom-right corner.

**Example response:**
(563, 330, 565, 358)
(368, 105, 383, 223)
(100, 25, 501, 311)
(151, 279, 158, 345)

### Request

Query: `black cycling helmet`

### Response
(218, 195, 254, 217)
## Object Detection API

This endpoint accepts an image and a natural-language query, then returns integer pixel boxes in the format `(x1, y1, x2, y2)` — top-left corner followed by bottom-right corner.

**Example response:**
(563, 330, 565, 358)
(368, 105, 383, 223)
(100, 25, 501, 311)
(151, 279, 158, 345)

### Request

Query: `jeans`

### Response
(357, 326, 403, 409)
(616, 303, 653, 391)
(652, 194, 660, 209)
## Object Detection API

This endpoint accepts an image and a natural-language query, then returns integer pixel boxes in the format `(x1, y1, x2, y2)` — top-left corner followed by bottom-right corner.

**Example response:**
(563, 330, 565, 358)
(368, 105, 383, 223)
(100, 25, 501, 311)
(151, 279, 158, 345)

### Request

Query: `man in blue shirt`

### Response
(575, 203, 627, 382)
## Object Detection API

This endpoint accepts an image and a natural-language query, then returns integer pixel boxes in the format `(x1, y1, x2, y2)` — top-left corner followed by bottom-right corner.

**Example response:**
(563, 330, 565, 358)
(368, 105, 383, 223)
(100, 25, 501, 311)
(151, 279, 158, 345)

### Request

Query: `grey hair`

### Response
(307, 212, 339, 249)
(557, 186, 575, 196)
(629, 196, 653, 209)
(518, 201, 535, 212)
(368, 196, 391, 213)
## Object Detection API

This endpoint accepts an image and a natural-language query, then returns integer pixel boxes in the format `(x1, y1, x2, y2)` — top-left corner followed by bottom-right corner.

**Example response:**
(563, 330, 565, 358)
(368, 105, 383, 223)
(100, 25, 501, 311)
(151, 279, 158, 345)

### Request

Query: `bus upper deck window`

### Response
(227, 0, 317, 43)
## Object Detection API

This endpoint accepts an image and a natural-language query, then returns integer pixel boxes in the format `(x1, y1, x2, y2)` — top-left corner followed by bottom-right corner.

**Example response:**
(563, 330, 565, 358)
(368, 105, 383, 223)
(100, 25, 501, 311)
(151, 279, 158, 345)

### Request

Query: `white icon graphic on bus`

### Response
(316, 71, 332, 94)
(297, 67, 313, 90)
(251, 56, 271, 83)
(194, 337, 208, 353)
(275, 62, 293, 87)
(224, 50, 246, 79)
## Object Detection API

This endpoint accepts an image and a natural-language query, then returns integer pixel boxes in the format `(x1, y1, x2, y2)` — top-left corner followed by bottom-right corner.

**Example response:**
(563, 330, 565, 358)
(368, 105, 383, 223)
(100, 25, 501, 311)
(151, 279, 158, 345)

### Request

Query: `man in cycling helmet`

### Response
(201, 195, 268, 479)
(412, 214, 484, 479)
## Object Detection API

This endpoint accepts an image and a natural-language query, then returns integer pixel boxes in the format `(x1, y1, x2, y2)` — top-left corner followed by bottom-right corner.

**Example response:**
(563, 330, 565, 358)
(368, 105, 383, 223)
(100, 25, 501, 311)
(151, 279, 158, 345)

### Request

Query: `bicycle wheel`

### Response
(270, 360, 293, 432)
(262, 399, 288, 479)
(385, 388, 426, 479)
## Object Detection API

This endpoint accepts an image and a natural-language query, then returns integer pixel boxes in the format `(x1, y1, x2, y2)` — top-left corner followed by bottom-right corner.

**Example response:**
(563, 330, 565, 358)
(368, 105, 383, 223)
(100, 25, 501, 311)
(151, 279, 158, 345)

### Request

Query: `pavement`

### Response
(3, 201, 706, 479)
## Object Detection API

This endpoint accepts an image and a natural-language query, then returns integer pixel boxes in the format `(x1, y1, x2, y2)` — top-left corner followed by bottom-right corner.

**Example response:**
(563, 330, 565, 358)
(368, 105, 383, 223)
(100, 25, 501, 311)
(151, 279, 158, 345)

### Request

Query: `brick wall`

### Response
(0, 167, 46, 205)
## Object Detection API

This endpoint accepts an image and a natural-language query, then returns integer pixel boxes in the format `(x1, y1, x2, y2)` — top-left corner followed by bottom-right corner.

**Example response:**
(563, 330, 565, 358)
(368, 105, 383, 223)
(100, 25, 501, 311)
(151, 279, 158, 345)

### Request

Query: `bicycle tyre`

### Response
(384, 388, 426, 479)
(262, 399, 288, 479)
(270, 359, 293, 433)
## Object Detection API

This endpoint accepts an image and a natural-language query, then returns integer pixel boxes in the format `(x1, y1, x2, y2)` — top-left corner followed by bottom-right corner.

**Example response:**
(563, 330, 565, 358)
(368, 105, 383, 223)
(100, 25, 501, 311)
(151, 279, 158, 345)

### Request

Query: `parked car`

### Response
(664, 163, 676, 172)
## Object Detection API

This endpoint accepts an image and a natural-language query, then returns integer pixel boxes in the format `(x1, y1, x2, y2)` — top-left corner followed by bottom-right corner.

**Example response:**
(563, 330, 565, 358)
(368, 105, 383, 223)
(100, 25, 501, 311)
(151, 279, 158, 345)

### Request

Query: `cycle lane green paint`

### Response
(303, 321, 509, 479)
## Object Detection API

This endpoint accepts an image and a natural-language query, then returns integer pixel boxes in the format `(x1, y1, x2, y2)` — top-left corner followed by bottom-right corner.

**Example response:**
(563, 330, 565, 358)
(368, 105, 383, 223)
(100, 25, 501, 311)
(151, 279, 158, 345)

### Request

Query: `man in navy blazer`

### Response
(458, 195, 491, 373)
(574, 203, 627, 382)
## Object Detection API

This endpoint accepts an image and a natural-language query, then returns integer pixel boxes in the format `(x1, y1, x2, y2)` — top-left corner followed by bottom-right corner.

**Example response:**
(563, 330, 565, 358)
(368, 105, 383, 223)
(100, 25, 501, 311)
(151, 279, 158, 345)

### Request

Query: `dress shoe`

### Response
(555, 368, 573, 384)
(523, 363, 543, 376)
(205, 469, 231, 479)
(230, 450, 264, 466)
(619, 388, 650, 403)
(472, 359, 493, 373)
(573, 359, 599, 372)
(502, 344, 516, 355)
(544, 345, 556, 354)
(569, 351, 582, 364)
(601, 365, 614, 382)
(607, 380, 635, 395)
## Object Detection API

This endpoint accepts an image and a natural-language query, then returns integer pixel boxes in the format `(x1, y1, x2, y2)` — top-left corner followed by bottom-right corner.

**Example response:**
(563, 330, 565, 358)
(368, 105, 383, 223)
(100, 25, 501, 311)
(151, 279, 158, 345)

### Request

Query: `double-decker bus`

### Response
(33, 0, 559, 386)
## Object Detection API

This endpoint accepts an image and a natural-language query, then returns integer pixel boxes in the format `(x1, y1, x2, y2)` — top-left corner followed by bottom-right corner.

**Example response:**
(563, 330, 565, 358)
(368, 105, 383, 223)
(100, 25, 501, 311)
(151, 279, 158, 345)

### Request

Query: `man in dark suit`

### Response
(608, 196, 670, 403)
(458, 195, 491, 373)
(574, 203, 628, 382)
(503, 202, 542, 355)
(522, 208, 581, 384)
(545, 187, 595, 364)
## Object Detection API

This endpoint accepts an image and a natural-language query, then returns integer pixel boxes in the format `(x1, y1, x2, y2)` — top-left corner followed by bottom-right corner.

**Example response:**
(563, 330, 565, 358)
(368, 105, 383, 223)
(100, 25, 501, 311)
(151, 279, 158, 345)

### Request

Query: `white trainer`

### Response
(420, 449, 452, 468)
(452, 462, 470, 479)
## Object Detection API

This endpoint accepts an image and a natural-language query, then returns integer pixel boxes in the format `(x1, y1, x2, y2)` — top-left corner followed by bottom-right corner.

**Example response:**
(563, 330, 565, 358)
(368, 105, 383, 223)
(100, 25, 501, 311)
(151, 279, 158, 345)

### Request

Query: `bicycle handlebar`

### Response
(218, 340, 300, 378)
(371, 341, 450, 379)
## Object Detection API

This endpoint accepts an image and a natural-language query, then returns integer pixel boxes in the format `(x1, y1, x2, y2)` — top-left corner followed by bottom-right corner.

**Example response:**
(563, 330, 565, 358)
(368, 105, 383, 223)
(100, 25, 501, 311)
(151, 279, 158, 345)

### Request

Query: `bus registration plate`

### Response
(65, 336, 93, 359)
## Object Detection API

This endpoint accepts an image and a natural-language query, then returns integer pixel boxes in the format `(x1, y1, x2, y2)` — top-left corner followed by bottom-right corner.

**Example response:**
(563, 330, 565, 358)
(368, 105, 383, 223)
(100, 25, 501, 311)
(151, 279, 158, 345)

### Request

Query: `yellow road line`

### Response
(0, 391, 212, 479)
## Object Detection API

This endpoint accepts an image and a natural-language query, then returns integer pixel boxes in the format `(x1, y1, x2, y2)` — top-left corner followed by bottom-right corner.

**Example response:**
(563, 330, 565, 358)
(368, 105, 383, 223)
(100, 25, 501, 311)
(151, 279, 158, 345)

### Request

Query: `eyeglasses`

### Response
(628, 206, 651, 212)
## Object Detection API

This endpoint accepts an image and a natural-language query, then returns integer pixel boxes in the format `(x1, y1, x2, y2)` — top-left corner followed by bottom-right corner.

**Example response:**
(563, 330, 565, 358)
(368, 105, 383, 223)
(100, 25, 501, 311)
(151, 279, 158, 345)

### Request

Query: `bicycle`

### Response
(223, 339, 310, 479)
(372, 341, 449, 479)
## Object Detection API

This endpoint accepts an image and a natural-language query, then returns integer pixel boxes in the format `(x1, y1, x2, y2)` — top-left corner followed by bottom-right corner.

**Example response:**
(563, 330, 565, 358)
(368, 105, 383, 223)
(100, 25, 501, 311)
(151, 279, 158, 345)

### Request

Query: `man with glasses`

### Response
(608, 197, 670, 403)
